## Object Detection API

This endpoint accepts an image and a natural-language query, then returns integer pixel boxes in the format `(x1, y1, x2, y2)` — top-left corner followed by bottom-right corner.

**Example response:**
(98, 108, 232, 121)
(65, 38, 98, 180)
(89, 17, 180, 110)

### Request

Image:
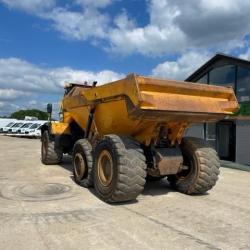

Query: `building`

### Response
(185, 53, 250, 165)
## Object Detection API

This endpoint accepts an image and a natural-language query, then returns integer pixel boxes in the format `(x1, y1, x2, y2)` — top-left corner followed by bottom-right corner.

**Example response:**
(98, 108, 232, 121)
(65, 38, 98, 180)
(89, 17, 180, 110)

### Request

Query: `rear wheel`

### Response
(94, 135, 147, 203)
(168, 137, 220, 194)
(72, 139, 93, 187)
(41, 131, 63, 165)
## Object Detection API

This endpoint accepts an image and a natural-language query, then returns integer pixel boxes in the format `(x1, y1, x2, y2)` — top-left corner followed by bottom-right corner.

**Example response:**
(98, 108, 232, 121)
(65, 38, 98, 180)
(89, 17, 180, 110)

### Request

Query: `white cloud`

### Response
(0, 101, 5, 108)
(1, 0, 110, 41)
(239, 48, 250, 61)
(43, 7, 110, 41)
(0, 89, 30, 101)
(0, 0, 55, 12)
(0, 57, 124, 116)
(28, 100, 37, 105)
(108, 0, 250, 56)
(0, 101, 20, 116)
(0, 58, 123, 94)
(49, 67, 124, 88)
(108, 0, 186, 56)
(75, 0, 112, 8)
(114, 11, 136, 30)
(0, 58, 59, 93)
(152, 51, 210, 80)
(1, 0, 250, 56)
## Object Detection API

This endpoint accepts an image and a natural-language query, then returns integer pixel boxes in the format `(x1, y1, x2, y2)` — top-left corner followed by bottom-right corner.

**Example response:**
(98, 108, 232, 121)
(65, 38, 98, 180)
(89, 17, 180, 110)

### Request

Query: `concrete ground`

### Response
(0, 135, 250, 250)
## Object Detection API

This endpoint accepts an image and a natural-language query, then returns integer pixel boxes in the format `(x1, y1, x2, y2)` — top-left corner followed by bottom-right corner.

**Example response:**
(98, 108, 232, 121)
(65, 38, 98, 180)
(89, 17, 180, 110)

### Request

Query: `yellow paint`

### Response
(51, 122, 71, 135)
(51, 74, 239, 145)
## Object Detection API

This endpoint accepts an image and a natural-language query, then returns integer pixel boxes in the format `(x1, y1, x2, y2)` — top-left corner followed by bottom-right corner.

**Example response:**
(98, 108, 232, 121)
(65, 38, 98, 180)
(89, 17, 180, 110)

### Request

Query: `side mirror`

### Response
(47, 103, 52, 114)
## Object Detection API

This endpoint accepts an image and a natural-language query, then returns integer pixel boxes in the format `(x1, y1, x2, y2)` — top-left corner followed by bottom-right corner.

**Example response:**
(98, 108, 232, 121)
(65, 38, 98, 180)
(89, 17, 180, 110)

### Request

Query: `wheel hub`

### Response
(74, 153, 86, 179)
(97, 150, 113, 187)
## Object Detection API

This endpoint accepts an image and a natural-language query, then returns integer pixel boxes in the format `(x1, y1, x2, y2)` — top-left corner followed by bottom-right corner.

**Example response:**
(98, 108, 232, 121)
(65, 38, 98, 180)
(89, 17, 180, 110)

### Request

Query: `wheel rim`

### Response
(74, 153, 86, 179)
(97, 150, 113, 187)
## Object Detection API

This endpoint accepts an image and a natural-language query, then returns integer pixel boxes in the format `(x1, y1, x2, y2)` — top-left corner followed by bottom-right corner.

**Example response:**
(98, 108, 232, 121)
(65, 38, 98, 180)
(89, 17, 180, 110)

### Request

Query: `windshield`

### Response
(30, 123, 40, 129)
(21, 123, 34, 128)
(12, 123, 24, 128)
(6, 122, 14, 127)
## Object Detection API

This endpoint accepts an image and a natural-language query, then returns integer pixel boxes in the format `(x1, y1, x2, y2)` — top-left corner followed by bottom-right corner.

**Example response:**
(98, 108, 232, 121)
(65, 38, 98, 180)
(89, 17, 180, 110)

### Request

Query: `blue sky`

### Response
(0, 0, 250, 117)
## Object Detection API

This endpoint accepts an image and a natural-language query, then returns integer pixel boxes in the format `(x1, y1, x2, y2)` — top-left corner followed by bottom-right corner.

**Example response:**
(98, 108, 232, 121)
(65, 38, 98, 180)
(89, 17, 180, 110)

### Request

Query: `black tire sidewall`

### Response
(41, 130, 63, 165)
(94, 139, 119, 200)
(41, 131, 49, 162)
(175, 142, 200, 192)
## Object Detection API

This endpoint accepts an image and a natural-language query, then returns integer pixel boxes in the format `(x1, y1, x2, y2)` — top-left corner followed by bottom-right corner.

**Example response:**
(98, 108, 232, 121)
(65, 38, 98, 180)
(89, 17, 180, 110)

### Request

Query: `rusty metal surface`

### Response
(148, 147, 183, 176)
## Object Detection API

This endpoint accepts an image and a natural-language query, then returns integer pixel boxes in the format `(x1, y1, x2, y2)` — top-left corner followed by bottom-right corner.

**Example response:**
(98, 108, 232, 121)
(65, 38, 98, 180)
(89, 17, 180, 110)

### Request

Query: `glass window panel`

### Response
(13, 123, 23, 127)
(6, 122, 14, 127)
(197, 74, 208, 84)
(206, 123, 216, 140)
(237, 67, 250, 103)
(30, 123, 40, 129)
(21, 123, 34, 128)
(209, 65, 235, 89)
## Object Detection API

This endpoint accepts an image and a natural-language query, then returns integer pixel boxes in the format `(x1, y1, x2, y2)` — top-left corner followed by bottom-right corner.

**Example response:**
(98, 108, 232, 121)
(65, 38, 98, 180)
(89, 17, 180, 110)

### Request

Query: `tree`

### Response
(10, 109, 49, 120)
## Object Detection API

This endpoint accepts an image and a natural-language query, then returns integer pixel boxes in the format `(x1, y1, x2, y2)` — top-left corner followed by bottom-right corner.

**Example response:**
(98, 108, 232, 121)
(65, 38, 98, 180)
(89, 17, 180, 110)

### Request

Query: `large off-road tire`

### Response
(41, 131, 63, 165)
(72, 139, 93, 188)
(168, 137, 220, 194)
(93, 135, 147, 203)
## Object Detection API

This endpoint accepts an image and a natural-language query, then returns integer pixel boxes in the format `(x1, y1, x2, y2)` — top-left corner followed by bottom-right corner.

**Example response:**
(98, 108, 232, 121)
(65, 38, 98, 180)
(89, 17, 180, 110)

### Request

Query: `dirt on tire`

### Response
(94, 134, 147, 203)
(168, 137, 220, 194)
(41, 131, 63, 165)
(72, 139, 93, 188)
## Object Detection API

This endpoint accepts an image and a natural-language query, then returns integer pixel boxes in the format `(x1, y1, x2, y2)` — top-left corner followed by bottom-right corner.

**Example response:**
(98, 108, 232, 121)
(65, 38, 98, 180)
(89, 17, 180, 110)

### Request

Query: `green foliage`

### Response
(232, 102, 250, 116)
(10, 109, 48, 120)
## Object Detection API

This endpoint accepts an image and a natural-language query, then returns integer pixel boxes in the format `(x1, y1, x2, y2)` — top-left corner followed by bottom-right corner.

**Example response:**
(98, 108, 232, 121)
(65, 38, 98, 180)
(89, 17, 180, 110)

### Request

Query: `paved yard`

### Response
(0, 135, 249, 250)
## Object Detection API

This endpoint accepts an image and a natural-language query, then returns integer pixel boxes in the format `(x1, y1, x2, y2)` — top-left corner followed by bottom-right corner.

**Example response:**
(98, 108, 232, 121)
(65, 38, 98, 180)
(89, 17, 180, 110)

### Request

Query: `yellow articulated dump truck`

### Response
(41, 74, 239, 203)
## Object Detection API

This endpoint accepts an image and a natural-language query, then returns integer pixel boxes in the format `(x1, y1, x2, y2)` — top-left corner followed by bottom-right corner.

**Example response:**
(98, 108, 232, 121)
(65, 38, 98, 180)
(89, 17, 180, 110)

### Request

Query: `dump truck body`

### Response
(55, 74, 238, 145)
(41, 74, 239, 203)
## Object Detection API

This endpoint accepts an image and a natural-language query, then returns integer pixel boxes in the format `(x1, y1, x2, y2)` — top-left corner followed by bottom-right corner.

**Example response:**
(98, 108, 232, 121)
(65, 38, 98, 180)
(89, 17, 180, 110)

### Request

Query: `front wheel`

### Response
(168, 137, 220, 194)
(94, 135, 147, 203)
(41, 131, 63, 165)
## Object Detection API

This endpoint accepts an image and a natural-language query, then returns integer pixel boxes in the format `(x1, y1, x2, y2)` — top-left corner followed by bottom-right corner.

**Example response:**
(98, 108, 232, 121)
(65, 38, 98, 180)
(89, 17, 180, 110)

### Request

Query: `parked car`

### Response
(26, 123, 45, 138)
(1, 122, 17, 133)
(17, 122, 36, 134)
(0, 119, 17, 131)
(8, 122, 25, 133)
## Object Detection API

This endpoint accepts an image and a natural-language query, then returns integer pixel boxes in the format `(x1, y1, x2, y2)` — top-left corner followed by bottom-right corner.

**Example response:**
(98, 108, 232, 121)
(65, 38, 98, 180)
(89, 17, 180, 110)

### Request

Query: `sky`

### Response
(0, 0, 250, 117)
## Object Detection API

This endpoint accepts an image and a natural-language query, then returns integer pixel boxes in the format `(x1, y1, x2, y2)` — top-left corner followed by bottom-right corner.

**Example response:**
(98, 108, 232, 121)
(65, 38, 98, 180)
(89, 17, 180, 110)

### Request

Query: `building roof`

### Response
(186, 53, 250, 82)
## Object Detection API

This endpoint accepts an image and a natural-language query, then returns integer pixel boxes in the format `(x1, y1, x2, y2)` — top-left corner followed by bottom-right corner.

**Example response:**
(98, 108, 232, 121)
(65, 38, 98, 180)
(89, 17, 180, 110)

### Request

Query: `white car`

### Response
(1, 122, 17, 133)
(18, 122, 36, 134)
(8, 122, 25, 133)
(0, 119, 17, 131)
(26, 123, 44, 138)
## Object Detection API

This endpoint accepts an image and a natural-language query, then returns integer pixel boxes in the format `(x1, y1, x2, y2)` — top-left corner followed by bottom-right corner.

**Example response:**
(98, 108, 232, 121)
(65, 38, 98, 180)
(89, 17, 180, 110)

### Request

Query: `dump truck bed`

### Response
(60, 74, 238, 145)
